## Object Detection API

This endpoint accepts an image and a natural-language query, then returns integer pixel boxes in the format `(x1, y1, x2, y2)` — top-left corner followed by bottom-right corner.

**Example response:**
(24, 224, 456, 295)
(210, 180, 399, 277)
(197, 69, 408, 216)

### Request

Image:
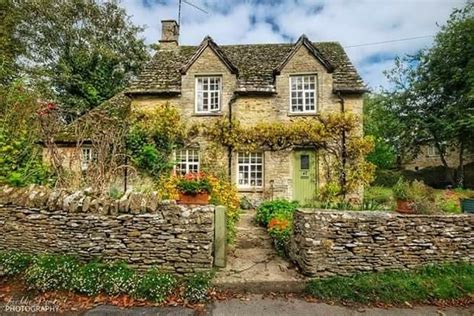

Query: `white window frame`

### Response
(195, 76, 222, 113)
(236, 152, 264, 189)
(174, 149, 200, 175)
(289, 74, 317, 114)
(81, 147, 93, 171)
(427, 144, 440, 157)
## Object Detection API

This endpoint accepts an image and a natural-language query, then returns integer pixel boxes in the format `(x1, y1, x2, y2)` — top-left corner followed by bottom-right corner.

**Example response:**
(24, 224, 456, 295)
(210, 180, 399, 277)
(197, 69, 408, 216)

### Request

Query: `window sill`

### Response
(237, 188, 264, 193)
(287, 112, 318, 117)
(192, 112, 223, 117)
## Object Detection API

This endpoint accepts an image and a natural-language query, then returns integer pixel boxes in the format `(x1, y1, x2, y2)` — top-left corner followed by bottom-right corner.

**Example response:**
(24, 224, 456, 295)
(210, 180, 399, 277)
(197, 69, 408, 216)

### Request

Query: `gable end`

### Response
(180, 36, 239, 75)
(274, 35, 335, 75)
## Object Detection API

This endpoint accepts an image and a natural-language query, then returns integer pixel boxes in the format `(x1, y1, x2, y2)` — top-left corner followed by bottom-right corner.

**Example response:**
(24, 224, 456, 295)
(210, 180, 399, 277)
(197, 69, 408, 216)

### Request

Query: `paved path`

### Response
(78, 296, 473, 316)
(213, 210, 306, 293)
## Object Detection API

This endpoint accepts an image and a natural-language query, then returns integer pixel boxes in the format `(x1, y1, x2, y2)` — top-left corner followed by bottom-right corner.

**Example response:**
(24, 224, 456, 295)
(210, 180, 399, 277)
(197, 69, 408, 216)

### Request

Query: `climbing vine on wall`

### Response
(198, 112, 375, 197)
(125, 104, 374, 198)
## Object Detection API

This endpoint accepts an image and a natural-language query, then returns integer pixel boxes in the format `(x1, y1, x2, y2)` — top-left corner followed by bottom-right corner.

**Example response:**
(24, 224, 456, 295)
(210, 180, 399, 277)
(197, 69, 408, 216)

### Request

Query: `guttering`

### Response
(336, 91, 347, 199)
(227, 93, 238, 179)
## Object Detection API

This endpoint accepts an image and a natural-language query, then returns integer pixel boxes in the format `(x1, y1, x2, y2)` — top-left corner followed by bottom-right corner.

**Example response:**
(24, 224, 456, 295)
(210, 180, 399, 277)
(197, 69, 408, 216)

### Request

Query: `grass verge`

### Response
(305, 263, 474, 304)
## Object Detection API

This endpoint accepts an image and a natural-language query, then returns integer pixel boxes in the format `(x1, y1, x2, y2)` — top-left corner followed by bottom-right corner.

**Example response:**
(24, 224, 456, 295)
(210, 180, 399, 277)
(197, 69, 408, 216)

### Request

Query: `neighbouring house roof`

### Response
(127, 35, 366, 95)
(52, 92, 131, 143)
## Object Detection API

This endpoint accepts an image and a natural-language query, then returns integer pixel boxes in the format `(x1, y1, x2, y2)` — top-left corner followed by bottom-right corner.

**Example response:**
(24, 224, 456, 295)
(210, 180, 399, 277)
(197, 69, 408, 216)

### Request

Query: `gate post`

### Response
(214, 205, 226, 267)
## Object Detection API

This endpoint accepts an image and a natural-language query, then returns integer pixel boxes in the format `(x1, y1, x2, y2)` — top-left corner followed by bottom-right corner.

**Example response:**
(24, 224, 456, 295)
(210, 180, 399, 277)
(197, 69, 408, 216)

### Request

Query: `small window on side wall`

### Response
(290, 75, 317, 113)
(81, 147, 93, 171)
(196, 76, 221, 113)
(427, 144, 440, 157)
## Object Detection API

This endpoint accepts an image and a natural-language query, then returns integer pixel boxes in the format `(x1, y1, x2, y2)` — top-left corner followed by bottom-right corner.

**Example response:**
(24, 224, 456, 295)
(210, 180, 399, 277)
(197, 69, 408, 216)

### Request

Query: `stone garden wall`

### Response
(290, 209, 473, 277)
(0, 186, 214, 274)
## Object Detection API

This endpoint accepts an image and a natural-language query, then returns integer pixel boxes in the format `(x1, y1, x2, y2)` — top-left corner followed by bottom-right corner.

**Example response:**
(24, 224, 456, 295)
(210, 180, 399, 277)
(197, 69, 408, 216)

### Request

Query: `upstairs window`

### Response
(237, 152, 263, 188)
(290, 75, 316, 113)
(175, 149, 200, 175)
(196, 76, 221, 113)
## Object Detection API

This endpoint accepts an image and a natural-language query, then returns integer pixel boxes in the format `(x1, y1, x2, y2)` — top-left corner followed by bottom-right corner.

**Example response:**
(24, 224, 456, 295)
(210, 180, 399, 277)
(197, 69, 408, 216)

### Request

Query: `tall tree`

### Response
(10, 0, 149, 119)
(0, 0, 25, 85)
(383, 3, 474, 186)
(363, 94, 411, 169)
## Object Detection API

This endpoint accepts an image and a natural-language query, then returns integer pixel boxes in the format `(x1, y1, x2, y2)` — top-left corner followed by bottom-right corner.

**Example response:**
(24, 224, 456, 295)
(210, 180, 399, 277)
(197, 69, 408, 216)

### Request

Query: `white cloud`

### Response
(119, 0, 467, 89)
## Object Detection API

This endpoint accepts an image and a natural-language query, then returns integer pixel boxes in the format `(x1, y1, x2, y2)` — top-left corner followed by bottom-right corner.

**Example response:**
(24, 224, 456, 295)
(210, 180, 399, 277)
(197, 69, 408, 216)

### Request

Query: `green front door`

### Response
(292, 150, 317, 204)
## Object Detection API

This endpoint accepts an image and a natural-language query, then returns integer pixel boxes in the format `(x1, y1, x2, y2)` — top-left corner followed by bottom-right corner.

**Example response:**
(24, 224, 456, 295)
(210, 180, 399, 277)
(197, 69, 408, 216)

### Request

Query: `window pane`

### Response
(300, 154, 309, 170)
(290, 75, 317, 113)
(196, 77, 221, 113)
(237, 152, 263, 188)
(176, 150, 200, 174)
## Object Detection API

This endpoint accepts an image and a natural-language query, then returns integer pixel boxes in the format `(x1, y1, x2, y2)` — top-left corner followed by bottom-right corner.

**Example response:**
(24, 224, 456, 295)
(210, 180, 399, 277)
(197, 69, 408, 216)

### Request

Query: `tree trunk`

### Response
(435, 141, 454, 185)
(457, 141, 465, 188)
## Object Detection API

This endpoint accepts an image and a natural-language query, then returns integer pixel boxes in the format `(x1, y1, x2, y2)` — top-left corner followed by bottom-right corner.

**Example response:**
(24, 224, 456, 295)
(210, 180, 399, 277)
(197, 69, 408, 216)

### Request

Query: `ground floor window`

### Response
(175, 149, 200, 175)
(237, 152, 263, 188)
(81, 147, 93, 170)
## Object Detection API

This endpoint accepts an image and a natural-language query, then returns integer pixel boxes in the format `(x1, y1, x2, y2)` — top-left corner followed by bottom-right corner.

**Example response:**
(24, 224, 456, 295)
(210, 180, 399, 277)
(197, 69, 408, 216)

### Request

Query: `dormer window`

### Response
(290, 75, 317, 113)
(196, 76, 221, 113)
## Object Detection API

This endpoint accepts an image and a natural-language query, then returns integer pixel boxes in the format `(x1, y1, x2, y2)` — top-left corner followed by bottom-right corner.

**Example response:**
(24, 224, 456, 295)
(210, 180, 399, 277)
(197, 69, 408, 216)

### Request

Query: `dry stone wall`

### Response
(0, 186, 214, 274)
(290, 209, 473, 277)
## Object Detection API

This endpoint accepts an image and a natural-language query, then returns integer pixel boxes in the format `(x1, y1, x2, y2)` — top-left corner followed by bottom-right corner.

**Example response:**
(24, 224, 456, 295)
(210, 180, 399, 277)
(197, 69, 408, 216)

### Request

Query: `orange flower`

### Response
(268, 218, 289, 231)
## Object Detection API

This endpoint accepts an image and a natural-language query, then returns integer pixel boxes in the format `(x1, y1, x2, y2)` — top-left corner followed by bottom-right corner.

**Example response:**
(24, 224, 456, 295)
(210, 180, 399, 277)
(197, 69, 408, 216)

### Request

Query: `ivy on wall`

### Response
(198, 113, 375, 197)
(125, 104, 374, 198)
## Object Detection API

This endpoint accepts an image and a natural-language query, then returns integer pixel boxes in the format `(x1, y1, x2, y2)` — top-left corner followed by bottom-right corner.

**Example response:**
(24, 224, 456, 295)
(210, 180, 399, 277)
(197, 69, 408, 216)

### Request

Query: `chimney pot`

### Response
(159, 20, 179, 49)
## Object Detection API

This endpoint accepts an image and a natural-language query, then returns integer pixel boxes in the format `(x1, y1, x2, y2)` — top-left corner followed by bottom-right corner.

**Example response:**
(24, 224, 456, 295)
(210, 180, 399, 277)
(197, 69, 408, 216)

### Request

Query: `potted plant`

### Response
(393, 178, 414, 214)
(460, 191, 474, 214)
(176, 172, 212, 205)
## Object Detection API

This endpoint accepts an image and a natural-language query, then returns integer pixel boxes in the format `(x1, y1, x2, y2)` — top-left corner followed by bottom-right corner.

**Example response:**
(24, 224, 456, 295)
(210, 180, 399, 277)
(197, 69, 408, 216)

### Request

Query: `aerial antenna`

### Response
(178, 0, 209, 26)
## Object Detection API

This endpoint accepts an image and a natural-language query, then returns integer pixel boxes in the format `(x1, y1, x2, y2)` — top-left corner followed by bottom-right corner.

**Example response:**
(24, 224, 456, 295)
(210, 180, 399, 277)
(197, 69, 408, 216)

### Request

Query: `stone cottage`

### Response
(46, 20, 367, 203)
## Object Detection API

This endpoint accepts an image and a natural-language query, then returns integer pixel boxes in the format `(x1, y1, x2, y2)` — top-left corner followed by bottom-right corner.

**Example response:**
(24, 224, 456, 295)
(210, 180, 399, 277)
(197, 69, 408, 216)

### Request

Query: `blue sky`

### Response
(120, 0, 467, 90)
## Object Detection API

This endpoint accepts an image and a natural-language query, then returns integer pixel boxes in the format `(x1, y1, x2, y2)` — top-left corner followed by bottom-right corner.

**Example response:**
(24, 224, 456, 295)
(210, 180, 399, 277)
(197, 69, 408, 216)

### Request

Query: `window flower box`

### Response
(176, 172, 211, 205)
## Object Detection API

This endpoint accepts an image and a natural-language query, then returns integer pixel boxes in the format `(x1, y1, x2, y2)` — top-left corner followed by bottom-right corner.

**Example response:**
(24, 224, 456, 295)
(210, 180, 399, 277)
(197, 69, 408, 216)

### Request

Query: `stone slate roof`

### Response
(54, 93, 131, 143)
(127, 38, 366, 95)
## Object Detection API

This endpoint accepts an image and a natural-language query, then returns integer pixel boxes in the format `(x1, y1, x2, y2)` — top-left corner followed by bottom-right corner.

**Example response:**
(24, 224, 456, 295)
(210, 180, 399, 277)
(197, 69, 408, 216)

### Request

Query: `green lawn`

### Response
(305, 263, 474, 304)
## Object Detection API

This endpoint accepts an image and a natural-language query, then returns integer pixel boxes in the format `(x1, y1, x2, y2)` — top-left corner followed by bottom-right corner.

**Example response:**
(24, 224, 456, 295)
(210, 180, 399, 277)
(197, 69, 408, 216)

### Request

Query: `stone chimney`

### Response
(159, 20, 179, 50)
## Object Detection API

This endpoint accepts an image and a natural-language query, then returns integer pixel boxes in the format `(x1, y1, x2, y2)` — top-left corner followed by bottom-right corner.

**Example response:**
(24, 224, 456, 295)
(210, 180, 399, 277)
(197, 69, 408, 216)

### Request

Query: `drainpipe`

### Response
(227, 94, 238, 180)
(337, 91, 347, 199)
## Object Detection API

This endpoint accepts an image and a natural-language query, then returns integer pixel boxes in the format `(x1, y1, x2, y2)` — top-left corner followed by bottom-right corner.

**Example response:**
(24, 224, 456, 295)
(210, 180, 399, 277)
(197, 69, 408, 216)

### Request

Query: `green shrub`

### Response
(364, 186, 393, 205)
(373, 169, 404, 187)
(24, 254, 79, 291)
(134, 269, 176, 302)
(108, 185, 123, 200)
(256, 199, 299, 227)
(102, 262, 138, 295)
(256, 199, 298, 256)
(71, 261, 108, 295)
(410, 180, 437, 214)
(306, 263, 474, 304)
(183, 271, 214, 303)
(392, 178, 410, 200)
(267, 212, 292, 255)
(0, 251, 33, 276)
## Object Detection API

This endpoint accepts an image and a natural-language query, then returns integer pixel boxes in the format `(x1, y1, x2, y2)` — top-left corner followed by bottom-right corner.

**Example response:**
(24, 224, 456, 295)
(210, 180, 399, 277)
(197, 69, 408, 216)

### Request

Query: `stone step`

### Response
(236, 235, 273, 249)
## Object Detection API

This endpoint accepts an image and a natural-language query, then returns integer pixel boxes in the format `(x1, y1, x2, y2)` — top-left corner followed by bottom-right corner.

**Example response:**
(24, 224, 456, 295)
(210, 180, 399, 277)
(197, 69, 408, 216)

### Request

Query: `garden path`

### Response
(213, 209, 306, 293)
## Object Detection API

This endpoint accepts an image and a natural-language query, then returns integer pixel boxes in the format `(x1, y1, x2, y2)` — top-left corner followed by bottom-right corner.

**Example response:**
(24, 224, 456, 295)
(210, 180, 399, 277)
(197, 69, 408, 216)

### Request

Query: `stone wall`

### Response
(0, 186, 214, 274)
(290, 209, 473, 277)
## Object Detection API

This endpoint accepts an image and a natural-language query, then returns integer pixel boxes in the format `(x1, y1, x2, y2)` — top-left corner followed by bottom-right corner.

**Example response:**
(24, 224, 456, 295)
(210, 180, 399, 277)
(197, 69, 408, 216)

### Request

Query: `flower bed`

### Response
(0, 251, 214, 303)
(255, 199, 299, 255)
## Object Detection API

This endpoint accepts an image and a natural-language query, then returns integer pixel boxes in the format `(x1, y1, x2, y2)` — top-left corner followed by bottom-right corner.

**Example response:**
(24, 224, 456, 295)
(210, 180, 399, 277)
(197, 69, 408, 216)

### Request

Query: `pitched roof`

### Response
(53, 93, 131, 143)
(127, 37, 366, 95)
(274, 35, 334, 75)
(180, 36, 238, 75)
